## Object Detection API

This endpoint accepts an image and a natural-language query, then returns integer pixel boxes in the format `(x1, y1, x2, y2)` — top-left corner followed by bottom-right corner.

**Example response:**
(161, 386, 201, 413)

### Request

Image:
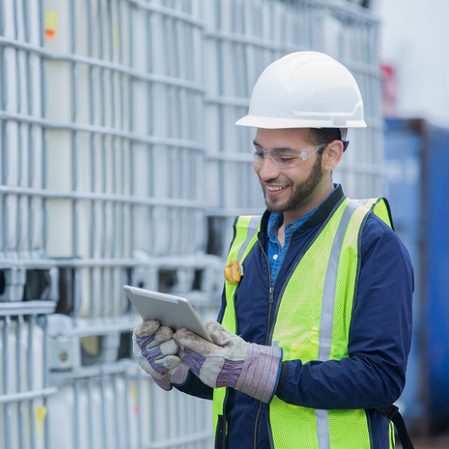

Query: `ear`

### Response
(321, 140, 343, 172)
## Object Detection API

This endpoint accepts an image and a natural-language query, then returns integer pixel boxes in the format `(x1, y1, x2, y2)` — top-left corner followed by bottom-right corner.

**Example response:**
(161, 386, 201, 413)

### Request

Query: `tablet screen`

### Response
(124, 285, 212, 341)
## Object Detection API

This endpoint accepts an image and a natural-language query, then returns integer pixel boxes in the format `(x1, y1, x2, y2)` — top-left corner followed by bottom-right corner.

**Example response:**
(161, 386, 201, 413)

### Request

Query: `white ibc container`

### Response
(53, 370, 136, 448)
(46, 142, 132, 259)
(0, 194, 4, 260)
(47, 382, 91, 449)
(0, 396, 47, 449)
(45, 129, 75, 256)
(48, 373, 134, 449)
(45, 131, 99, 258)
(46, 199, 105, 259)
(134, 373, 170, 446)
(77, 266, 126, 318)
(43, 1, 73, 122)
(2, 121, 20, 257)
(132, 204, 154, 256)
(204, 157, 222, 214)
(0, 317, 45, 449)
(0, 0, 44, 258)
(44, 0, 133, 260)
(45, 199, 73, 257)
(47, 200, 96, 258)
(0, 318, 44, 392)
(150, 129, 172, 253)
(203, 1, 276, 254)
(129, 1, 205, 257)
(191, 210, 207, 254)
(131, 368, 213, 449)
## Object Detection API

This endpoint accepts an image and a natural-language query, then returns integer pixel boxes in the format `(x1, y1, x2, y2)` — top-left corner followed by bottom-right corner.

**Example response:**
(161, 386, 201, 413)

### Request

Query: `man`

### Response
(133, 52, 413, 449)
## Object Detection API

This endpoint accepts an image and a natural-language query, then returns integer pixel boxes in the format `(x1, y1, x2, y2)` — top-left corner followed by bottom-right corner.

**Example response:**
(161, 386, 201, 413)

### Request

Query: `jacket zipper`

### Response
(254, 239, 282, 449)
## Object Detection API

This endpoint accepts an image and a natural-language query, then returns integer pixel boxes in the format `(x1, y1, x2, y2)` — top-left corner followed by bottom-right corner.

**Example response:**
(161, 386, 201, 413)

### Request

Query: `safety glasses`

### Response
(251, 141, 327, 168)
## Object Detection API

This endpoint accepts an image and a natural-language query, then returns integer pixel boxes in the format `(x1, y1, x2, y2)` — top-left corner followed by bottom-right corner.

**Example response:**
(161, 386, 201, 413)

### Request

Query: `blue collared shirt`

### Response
(266, 209, 316, 285)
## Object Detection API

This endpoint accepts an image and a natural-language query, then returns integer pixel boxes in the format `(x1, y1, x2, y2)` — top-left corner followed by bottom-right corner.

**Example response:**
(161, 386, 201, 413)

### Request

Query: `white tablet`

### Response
(124, 285, 212, 341)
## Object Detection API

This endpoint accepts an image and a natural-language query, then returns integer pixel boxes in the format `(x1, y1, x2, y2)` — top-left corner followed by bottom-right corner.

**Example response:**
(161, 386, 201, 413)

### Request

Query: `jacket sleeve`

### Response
(275, 214, 414, 409)
(174, 371, 213, 400)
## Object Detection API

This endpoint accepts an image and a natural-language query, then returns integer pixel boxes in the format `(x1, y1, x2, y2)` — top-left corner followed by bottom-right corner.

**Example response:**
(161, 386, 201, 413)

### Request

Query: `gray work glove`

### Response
(174, 321, 282, 403)
(133, 320, 188, 391)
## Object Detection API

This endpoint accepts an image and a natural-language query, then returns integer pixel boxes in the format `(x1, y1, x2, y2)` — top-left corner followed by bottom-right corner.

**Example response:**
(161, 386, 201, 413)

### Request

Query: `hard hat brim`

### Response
(235, 114, 367, 129)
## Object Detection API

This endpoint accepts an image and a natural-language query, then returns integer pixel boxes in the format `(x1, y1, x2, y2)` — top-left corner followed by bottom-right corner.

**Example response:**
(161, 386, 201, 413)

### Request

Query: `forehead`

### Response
(255, 128, 313, 148)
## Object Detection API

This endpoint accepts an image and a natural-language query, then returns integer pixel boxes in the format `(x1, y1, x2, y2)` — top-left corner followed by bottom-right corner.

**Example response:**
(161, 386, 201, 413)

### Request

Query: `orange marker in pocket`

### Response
(224, 259, 243, 285)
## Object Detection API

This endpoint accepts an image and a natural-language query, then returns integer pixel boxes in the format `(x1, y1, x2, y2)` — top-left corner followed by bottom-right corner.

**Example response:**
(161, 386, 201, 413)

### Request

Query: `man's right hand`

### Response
(133, 320, 187, 390)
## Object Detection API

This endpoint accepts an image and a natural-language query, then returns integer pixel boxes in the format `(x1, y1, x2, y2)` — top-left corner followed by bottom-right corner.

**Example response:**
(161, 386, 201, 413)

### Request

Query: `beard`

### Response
(263, 155, 324, 213)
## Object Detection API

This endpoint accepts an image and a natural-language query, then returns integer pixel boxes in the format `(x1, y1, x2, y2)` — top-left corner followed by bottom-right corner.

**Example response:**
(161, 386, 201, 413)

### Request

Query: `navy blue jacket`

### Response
(177, 185, 413, 449)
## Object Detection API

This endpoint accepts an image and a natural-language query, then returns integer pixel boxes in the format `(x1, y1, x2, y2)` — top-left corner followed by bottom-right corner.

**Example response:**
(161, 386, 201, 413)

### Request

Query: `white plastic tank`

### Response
(0, 0, 45, 259)
(130, 367, 213, 449)
(47, 372, 136, 449)
(77, 266, 126, 318)
(0, 317, 45, 449)
(44, 0, 133, 260)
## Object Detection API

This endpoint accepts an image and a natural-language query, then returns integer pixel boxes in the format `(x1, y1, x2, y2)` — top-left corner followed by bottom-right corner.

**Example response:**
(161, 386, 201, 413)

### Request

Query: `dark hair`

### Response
(308, 128, 348, 153)
(309, 128, 341, 145)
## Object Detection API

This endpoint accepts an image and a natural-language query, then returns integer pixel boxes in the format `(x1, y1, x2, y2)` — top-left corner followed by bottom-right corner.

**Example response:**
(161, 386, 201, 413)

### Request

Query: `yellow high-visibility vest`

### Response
(213, 197, 395, 449)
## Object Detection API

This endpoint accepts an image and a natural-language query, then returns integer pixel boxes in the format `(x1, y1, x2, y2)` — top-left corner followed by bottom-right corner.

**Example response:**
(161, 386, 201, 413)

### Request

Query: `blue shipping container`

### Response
(384, 118, 449, 433)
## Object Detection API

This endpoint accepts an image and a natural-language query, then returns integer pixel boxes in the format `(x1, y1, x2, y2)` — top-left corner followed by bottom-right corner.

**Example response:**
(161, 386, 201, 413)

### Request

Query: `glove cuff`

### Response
(235, 343, 282, 403)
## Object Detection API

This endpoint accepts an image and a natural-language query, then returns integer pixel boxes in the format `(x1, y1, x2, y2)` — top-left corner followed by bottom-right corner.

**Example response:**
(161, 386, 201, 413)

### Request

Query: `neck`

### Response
(283, 178, 334, 225)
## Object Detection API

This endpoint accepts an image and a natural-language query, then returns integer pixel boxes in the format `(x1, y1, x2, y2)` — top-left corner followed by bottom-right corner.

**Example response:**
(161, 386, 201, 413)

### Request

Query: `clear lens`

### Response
(251, 143, 326, 167)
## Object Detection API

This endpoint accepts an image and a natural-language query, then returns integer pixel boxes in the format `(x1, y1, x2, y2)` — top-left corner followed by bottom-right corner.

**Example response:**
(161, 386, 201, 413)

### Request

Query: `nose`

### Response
(254, 156, 280, 181)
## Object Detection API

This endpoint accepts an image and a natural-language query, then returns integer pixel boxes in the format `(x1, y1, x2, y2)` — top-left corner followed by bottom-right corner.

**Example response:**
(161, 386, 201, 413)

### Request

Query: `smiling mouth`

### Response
(265, 184, 289, 192)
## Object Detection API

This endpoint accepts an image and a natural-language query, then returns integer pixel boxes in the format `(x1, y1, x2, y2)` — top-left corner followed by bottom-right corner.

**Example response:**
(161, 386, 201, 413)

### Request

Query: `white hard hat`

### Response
(236, 51, 366, 130)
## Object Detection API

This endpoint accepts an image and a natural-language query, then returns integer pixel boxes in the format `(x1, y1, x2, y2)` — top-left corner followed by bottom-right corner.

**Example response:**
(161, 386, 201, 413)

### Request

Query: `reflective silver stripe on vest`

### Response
(236, 215, 261, 262)
(316, 199, 369, 449)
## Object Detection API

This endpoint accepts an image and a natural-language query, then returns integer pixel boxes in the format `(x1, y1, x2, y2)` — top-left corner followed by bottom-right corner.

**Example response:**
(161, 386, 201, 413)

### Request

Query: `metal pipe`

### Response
(0, 185, 205, 208)
(0, 387, 57, 404)
(0, 110, 205, 150)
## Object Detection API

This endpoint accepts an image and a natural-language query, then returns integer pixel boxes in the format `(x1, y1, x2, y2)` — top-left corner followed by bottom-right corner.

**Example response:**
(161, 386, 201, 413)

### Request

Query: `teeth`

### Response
(266, 185, 288, 192)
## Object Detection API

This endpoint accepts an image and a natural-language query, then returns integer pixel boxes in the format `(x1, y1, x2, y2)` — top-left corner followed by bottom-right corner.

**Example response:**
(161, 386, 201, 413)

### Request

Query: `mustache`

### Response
(259, 177, 292, 186)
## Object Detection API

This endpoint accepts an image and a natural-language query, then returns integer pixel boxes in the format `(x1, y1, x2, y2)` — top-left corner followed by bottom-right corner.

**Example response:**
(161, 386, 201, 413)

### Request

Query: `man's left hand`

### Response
(174, 322, 282, 403)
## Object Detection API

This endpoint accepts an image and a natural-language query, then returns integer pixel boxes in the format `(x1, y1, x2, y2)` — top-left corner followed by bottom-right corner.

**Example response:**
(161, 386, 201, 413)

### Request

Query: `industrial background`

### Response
(0, 1, 448, 449)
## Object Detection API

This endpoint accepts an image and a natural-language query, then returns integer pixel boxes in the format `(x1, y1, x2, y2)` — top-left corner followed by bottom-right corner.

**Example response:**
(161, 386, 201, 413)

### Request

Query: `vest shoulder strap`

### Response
(350, 197, 394, 229)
